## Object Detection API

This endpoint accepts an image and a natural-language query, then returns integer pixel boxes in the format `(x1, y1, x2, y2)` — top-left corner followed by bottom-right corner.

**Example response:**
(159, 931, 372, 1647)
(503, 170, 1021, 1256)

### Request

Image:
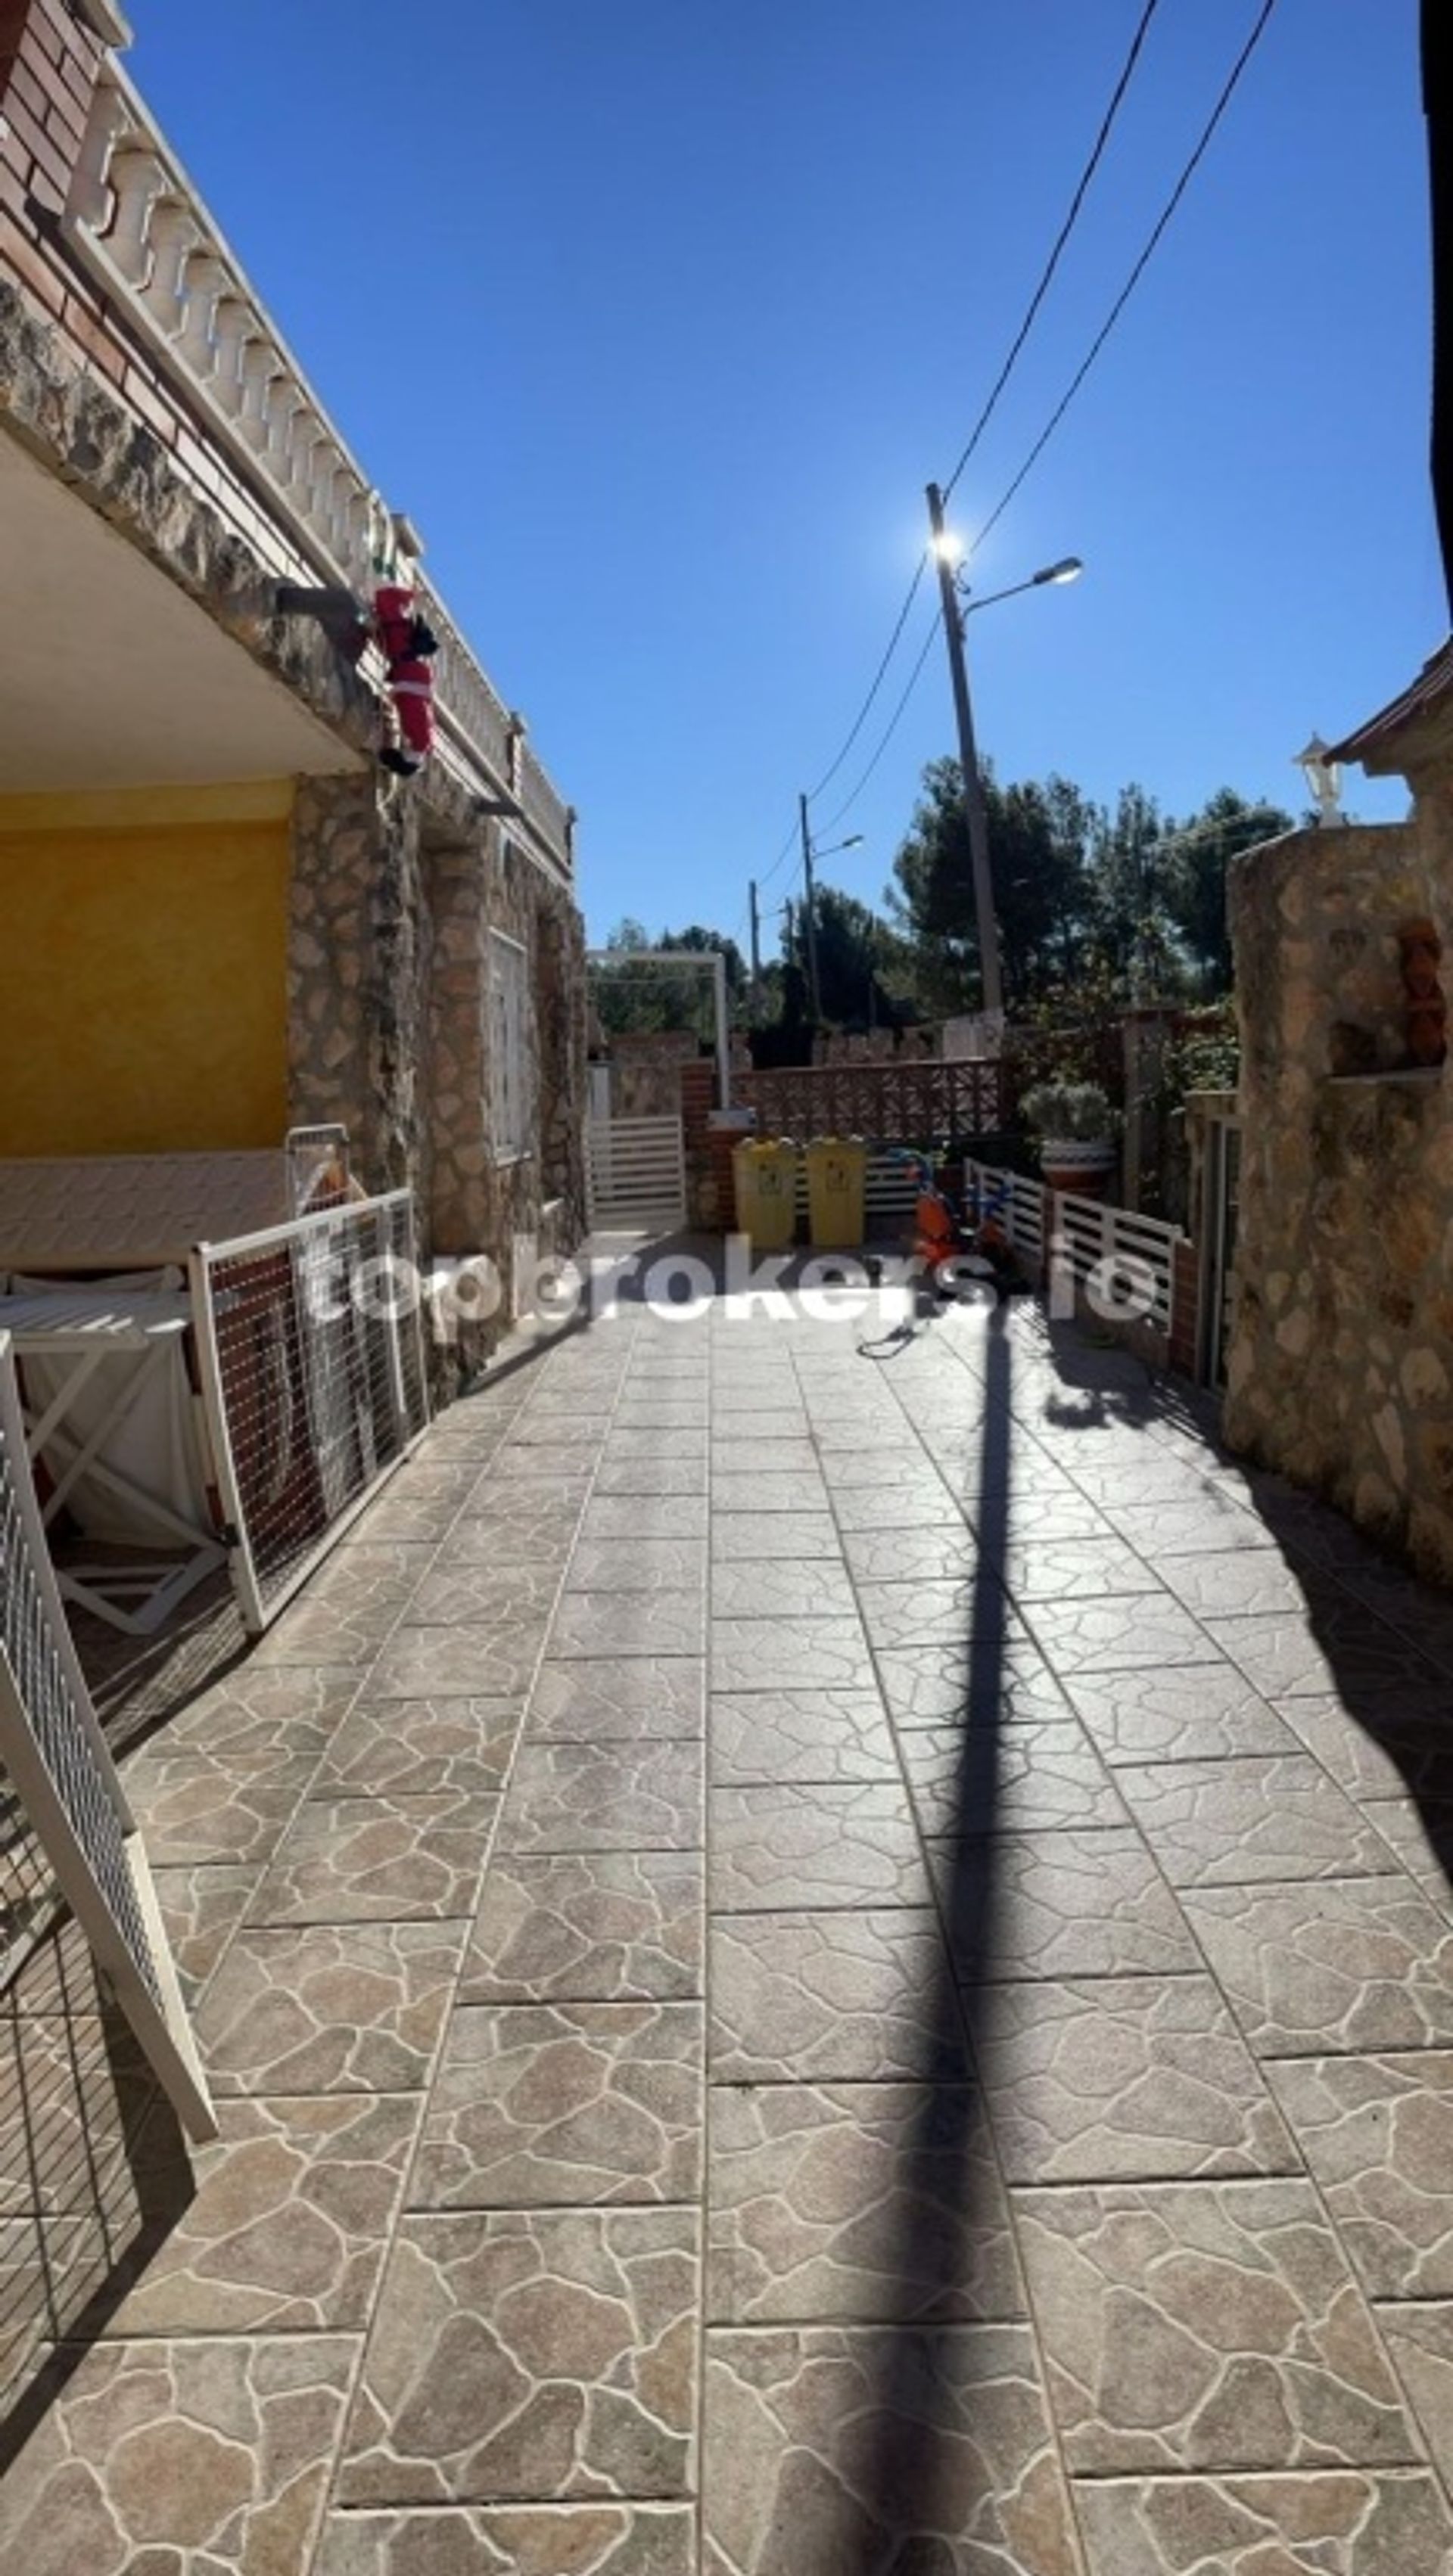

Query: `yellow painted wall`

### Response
(0, 782, 293, 1156)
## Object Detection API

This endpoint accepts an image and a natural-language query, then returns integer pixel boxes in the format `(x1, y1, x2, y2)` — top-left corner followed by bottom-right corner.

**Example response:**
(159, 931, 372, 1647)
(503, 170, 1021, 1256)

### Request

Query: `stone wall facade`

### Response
(290, 775, 590, 1378)
(1225, 813, 1453, 1582)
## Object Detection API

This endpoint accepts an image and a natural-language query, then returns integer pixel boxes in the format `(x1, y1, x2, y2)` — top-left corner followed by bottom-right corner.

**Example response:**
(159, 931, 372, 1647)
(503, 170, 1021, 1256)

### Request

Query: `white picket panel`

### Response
(1051, 1194, 1180, 1335)
(586, 1117, 687, 1229)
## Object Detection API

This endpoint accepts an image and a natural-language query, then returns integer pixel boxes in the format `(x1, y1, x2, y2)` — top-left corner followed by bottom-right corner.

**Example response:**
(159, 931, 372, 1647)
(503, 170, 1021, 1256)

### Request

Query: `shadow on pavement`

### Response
(859, 1299, 1015, 2558)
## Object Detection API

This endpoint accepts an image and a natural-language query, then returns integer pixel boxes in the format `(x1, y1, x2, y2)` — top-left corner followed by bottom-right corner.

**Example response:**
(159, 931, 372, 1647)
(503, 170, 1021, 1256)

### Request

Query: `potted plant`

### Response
(1019, 1079, 1119, 1197)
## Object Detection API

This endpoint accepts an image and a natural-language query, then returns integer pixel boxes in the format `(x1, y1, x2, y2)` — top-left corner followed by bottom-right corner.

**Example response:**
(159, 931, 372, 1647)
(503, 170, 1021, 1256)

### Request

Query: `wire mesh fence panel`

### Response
(191, 1192, 430, 1633)
(0, 1332, 213, 2138)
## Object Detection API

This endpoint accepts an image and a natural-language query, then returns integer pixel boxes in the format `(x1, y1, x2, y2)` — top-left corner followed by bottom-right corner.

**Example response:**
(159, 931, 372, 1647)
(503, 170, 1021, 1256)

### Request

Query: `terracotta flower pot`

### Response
(1039, 1137, 1115, 1198)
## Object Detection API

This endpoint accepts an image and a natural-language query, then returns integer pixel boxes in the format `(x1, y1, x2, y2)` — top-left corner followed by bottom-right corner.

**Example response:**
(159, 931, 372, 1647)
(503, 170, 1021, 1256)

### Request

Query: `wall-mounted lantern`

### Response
(1295, 734, 1346, 827)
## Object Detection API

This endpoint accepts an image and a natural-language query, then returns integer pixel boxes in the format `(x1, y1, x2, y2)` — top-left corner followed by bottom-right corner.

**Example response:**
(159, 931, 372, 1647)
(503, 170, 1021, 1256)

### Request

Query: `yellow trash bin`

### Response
(732, 1137, 799, 1252)
(805, 1134, 868, 1250)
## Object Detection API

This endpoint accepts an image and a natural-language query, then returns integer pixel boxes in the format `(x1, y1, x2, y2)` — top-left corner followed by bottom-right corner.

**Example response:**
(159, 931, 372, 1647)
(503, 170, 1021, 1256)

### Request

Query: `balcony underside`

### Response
(0, 424, 362, 791)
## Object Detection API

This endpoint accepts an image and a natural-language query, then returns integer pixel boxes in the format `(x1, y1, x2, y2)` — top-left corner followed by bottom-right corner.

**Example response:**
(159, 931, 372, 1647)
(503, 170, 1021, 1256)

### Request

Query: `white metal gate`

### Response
(190, 1192, 431, 1635)
(586, 1115, 688, 1231)
(0, 1332, 214, 2139)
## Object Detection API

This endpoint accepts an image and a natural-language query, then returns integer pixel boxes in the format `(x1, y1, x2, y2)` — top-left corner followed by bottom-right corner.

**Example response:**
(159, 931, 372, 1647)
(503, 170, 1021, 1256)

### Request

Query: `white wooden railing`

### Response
(62, 63, 572, 872)
(964, 1159, 1182, 1337)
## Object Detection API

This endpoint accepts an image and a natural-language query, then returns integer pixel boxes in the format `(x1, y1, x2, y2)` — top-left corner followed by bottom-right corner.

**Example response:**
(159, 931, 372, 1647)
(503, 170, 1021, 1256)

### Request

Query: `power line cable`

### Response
(804, 551, 930, 806)
(817, 605, 944, 839)
(941, 0, 1164, 505)
(968, 0, 1280, 561)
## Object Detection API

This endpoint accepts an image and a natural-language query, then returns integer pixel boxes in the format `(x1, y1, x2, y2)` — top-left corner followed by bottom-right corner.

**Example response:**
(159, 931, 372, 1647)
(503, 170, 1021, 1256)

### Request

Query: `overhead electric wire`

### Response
(941, 0, 1165, 506)
(817, 606, 944, 839)
(968, 0, 1280, 561)
(804, 551, 930, 806)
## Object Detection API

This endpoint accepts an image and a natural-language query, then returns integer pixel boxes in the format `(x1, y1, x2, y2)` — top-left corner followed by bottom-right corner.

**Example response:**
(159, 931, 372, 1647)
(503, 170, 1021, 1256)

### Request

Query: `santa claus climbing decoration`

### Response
(373, 584, 439, 776)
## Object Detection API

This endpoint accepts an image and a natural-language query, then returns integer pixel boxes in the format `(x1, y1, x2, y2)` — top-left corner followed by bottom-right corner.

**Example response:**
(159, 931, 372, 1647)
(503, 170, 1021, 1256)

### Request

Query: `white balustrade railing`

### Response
(62, 63, 572, 870)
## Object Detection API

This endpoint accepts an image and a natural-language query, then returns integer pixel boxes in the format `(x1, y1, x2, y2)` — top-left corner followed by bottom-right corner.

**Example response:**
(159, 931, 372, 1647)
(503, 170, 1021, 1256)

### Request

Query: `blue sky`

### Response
(132, 1, 1439, 948)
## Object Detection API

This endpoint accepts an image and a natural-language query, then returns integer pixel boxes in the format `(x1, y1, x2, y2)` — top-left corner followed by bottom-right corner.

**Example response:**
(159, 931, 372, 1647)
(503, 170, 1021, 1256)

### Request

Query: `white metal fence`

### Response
(965, 1159, 1181, 1337)
(190, 1192, 430, 1634)
(0, 1333, 213, 2136)
(586, 1116, 688, 1231)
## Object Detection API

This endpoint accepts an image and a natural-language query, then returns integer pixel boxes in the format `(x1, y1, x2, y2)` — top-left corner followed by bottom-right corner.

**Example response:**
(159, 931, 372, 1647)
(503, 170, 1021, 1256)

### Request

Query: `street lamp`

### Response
(798, 800, 866, 1022)
(926, 483, 1084, 1026)
(1295, 733, 1346, 828)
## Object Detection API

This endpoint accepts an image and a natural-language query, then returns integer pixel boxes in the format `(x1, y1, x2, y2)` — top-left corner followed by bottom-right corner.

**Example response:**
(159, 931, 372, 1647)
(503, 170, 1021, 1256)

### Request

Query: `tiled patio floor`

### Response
(8, 1267, 1453, 2571)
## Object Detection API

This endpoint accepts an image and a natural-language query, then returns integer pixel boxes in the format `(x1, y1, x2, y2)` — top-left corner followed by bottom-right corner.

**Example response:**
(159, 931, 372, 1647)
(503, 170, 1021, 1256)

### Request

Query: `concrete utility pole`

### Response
(926, 481, 1004, 1022)
(798, 791, 823, 1023)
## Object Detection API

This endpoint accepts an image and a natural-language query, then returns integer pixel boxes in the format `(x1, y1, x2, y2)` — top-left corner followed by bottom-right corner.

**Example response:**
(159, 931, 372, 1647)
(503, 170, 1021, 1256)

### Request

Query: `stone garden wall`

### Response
(1224, 812, 1453, 1583)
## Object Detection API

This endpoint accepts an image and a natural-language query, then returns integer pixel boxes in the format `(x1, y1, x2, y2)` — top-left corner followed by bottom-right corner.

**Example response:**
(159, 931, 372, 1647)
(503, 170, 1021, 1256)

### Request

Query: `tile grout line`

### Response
(301, 1331, 636, 2562)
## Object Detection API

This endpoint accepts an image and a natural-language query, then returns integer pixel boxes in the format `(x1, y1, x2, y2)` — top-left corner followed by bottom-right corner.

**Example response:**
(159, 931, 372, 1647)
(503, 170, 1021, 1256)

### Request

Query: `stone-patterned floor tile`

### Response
(506, 1415, 614, 1452)
(1180, 1878, 1453, 2056)
(120, 1745, 316, 1868)
(711, 1470, 831, 1516)
(711, 1616, 876, 1694)
(336, 2205, 698, 2503)
(710, 1440, 821, 1479)
(349, 1489, 471, 1544)
(411, 2002, 703, 2208)
(158, 1663, 361, 1759)
(566, 1538, 708, 1593)
(1364, 1798, 1453, 1907)
(709, 1688, 897, 1785)
(703, 2322, 1082, 2576)
(876, 1639, 1070, 1730)
(462, 1850, 703, 2003)
(820, 1450, 957, 1493)
(406, 1563, 560, 1628)
(992, 1489, 1125, 1545)
(708, 2080, 1022, 2324)
(107, 2093, 418, 2333)
(854, 1577, 1024, 1653)
(841, 1523, 978, 1584)
(711, 1559, 858, 1620)
(902, 1717, 1128, 1837)
(931, 1829, 1199, 1981)
(710, 1909, 968, 2082)
(436, 1503, 580, 1568)
(1013, 2177, 1416, 2474)
(1277, 1693, 1453, 1802)
(250, 1790, 499, 1922)
(711, 1781, 926, 1911)
(462, 1462, 593, 1506)
(316, 2506, 698, 2573)
(582, 1493, 711, 1542)
(1263, 2052, 1453, 2297)
(594, 1456, 709, 1496)
(971, 1977, 1296, 2183)
(150, 1863, 262, 2002)
(1206, 1607, 1445, 1704)
(370, 1622, 544, 1701)
(711, 1510, 842, 1561)
(1071, 2469, 1453, 2576)
(195, 1921, 466, 2095)
(1112, 1755, 1399, 1885)
(503, 1741, 703, 1852)
(1062, 1665, 1301, 1765)
(1375, 2302, 1453, 2492)
(1052, 1453, 1224, 1508)
(1156, 1548, 1321, 1620)
(319, 1696, 522, 1798)
(3, 2335, 358, 2575)
(1002, 1536, 1165, 1602)
(1024, 1595, 1212, 1675)
(1104, 1491, 1276, 1555)
(0, 2011, 151, 2217)
(830, 1481, 963, 1530)
(529, 1655, 705, 1742)
(549, 1589, 706, 1659)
